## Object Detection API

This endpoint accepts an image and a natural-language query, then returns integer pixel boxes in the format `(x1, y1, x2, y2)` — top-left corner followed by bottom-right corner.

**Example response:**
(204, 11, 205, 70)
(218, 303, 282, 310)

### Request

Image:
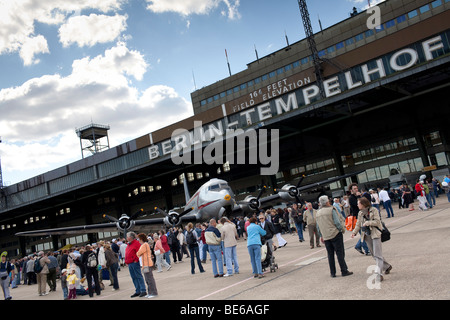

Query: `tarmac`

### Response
(6, 196, 450, 302)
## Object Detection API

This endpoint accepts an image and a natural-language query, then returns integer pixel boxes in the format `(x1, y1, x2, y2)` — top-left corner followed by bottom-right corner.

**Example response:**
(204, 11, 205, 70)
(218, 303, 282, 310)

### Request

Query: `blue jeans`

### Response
(208, 244, 223, 276)
(164, 251, 171, 265)
(128, 262, 146, 294)
(247, 244, 262, 275)
(429, 191, 436, 205)
(224, 246, 239, 274)
(383, 200, 394, 218)
(294, 221, 304, 241)
(425, 193, 433, 208)
(188, 245, 204, 274)
(202, 243, 209, 261)
(355, 231, 370, 254)
(62, 287, 68, 300)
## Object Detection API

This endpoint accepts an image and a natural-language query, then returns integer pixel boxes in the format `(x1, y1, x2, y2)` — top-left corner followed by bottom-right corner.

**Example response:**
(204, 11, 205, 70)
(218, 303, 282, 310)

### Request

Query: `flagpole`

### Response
(225, 49, 232, 76)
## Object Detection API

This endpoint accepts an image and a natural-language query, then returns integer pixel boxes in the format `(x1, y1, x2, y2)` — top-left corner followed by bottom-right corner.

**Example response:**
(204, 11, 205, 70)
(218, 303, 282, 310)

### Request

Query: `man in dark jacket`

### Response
(81, 246, 101, 297)
(258, 213, 276, 254)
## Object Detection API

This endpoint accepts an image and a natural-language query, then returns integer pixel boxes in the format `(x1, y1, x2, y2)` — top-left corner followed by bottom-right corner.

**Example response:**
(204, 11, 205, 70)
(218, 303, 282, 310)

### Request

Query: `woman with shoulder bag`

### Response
(153, 234, 171, 273)
(137, 233, 158, 298)
(351, 197, 392, 282)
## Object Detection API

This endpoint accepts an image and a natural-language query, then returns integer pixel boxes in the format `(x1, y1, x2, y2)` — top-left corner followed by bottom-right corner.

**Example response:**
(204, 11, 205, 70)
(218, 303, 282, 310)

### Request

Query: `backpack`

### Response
(87, 251, 98, 268)
(34, 258, 43, 274)
(186, 230, 197, 245)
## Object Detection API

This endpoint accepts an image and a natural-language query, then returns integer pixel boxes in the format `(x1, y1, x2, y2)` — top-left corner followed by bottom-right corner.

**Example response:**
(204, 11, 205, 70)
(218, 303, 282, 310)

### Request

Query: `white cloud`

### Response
(0, 0, 126, 65)
(0, 42, 193, 179)
(19, 35, 50, 66)
(59, 13, 128, 48)
(145, 0, 241, 19)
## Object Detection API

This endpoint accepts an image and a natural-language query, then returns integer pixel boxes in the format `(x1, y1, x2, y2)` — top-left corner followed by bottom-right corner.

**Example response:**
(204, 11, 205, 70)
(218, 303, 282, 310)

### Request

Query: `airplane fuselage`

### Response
(184, 178, 235, 223)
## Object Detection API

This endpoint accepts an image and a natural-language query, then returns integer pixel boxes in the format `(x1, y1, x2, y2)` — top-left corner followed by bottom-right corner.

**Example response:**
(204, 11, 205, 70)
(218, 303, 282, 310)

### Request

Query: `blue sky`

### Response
(0, 0, 381, 185)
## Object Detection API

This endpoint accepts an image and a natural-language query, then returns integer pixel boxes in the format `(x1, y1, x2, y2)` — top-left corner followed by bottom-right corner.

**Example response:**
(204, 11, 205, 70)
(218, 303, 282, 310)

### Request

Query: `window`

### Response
(419, 4, 430, 13)
(408, 10, 418, 18)
(301, 57, 309, 65)
(233, 86, 239, 93)
(220, 91, 226, 98)
(376, 24, 384, 32)
(385, 19, 395, 28)
(355, 33, 364, 42)
(293, 61, 300, 68)
(262, 74, 268, 81)
(227, 89, 233, 95)
(200, 100, 206, 106)
(254, 77, 261, 84)
(327, 46, 335, 54)
(318, 50, 326, 57)
(213, 94, 219, 101)
(345, 37, 354, 46)
(285, 64, 292, 71)
(269, 71, 276, 78)
(431, 0, 442, 8)
(336, 42, 344, 50)
(365, 29, 374, 37)
(240, 83, 247, 90)
(277, 67, 284, 75)
(207, 97, 213, 103)
(396, 15, 406, 23)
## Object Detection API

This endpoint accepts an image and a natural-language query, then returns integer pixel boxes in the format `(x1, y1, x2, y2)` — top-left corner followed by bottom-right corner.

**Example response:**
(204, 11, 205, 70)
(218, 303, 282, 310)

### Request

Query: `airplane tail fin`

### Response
(183, 174, 190, 204)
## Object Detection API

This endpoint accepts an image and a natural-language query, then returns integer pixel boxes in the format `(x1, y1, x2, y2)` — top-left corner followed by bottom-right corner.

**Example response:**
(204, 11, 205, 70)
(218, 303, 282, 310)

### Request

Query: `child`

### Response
(67, 268, 78, 300)
(60, 269, 68, 300)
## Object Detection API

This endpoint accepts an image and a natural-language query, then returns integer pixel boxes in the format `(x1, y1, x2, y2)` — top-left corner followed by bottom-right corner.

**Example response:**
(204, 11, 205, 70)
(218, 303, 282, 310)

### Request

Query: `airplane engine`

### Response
(278, 184, 298, 202)
(163, 210, 181, 227)
(244, 195, 261, 211)
(116, 214, 135, 233)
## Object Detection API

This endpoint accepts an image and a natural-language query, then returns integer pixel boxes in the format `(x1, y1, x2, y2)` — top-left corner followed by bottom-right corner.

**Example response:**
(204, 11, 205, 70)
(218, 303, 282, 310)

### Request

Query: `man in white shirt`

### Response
(379, 188, 394, 218)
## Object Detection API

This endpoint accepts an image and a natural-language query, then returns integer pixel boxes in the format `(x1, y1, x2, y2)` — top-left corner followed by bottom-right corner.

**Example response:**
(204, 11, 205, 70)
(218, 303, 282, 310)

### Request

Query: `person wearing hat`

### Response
(60, 269, 68, 300)
(1, 251, 14, 300)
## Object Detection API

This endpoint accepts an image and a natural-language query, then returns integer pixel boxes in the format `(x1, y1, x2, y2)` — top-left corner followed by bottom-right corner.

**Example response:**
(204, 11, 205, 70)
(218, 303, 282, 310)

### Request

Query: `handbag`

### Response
(376, 222, 391, 242)
(345, 215, 357, 231)
(142, 243, 152, 273)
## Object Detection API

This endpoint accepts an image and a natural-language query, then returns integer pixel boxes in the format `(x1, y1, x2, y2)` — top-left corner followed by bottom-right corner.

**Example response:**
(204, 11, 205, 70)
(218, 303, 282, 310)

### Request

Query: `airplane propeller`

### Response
(237, 184, 267, 212)
(154, 206, 194, 227)
(276, 175, 305, 204)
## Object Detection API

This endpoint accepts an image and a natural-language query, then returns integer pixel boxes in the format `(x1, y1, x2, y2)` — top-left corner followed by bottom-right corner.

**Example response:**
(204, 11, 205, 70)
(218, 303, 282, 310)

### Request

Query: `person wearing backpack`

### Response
(186, 223, 205, 275)
(36, 251, 50, 296)
(81, 246, 101, 298)
(1, 251, 14, 300)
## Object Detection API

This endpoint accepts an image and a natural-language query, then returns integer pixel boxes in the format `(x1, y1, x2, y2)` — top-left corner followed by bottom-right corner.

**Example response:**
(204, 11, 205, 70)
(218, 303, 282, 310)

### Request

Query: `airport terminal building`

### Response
(1, 0, 449, 257)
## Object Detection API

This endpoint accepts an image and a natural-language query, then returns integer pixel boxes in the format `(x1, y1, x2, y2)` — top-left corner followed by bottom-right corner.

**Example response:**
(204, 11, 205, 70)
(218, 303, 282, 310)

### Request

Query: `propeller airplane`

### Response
(15, 170, 363, 238)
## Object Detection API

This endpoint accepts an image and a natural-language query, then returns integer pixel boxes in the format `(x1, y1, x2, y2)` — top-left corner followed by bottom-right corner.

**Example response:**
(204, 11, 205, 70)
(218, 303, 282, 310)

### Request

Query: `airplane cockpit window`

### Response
(208, 184, 220, 191)
(207, 183, 231, 192)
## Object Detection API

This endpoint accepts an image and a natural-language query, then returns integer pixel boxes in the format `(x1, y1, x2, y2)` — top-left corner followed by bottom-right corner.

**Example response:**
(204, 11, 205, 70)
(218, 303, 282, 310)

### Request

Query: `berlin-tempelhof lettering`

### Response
(147, 31, 446, 176)
(169, 121, 280, 176)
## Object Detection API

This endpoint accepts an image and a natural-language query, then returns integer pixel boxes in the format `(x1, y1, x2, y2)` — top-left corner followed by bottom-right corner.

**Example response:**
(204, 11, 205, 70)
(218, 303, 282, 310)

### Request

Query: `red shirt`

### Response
(125, 239, 140, 264)
(160, 234, 170, 252)
(415, 183, 425, 197)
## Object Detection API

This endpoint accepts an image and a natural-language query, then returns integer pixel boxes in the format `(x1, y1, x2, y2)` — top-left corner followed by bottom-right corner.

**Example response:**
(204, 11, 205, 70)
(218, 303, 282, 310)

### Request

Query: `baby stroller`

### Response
(261, 239, 278, 273)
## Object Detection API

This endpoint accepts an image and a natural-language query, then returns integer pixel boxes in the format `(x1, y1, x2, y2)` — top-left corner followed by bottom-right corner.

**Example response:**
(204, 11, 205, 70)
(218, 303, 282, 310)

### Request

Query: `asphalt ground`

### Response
(6, 196, 450, 310)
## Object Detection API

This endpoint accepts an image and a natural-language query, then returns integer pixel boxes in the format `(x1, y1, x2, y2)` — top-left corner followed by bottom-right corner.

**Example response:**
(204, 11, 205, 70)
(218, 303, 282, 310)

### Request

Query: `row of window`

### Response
(199, 0, 447, 108)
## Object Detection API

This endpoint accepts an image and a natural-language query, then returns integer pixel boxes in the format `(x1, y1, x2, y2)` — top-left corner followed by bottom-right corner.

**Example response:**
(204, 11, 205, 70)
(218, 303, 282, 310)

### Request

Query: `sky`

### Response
(0, 0, 385, 185)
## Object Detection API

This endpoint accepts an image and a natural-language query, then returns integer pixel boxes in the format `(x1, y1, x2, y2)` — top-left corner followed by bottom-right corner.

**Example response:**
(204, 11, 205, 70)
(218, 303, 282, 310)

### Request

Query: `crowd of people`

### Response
(1, 174, 449, 300)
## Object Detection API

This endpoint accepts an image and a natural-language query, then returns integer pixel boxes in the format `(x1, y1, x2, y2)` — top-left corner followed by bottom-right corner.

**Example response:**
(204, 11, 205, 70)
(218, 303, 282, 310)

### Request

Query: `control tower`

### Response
(75, 123, 110, 158)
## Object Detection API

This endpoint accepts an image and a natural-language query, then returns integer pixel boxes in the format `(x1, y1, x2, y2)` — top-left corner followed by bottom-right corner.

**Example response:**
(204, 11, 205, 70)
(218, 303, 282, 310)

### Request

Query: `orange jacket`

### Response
(136, 242, 153, 267)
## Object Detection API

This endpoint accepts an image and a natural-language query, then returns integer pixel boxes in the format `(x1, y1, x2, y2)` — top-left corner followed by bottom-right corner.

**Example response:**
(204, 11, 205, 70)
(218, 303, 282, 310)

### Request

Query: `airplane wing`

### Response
(232, 170, 364, 215)
(15, 222, 119, 237)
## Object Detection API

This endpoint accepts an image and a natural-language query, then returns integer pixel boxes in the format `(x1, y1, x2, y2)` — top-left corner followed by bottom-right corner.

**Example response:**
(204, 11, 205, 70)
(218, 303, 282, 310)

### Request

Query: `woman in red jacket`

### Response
(159, 230, 171, 266)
